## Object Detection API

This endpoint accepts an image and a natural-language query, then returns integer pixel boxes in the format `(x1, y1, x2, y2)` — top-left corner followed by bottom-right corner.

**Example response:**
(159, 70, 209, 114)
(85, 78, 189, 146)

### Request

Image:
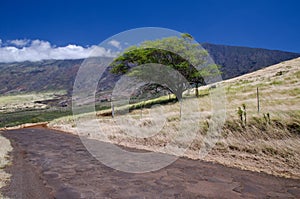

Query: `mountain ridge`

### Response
(0, 43, 299, 95)
(201, 43, 300, 79)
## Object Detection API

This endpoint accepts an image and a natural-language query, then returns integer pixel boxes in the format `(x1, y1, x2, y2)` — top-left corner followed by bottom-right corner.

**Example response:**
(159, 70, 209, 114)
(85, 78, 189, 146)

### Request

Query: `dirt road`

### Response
(1, 127, 299, 198)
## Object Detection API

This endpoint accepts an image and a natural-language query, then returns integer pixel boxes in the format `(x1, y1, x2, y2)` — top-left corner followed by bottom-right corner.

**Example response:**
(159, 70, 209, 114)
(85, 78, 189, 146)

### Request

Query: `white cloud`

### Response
(108, 40, 121, 49)
(9, 39, 30, 47)
(0, 39, 2, 46)
(0, 39, 116, 63)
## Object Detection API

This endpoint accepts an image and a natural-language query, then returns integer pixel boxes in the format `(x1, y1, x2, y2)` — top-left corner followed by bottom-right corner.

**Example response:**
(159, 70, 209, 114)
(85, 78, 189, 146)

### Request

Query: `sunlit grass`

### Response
(0, 90, 67, 113)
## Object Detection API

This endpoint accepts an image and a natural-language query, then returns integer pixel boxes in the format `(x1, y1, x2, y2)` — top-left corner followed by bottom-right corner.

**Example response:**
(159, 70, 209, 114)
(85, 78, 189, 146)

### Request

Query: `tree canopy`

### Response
(110, 34, 220, 99)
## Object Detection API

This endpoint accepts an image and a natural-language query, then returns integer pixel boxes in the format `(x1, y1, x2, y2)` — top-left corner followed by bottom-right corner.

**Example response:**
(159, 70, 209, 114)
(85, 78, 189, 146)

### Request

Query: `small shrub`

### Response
(274, 70, 287, 76)
(199, 120, 210, 135)
(250, 116, 267, 131)
(272, 119, 285, 129)
(224, 120, 243, 132)
(271, 80, 283, 85)
(30, 117, 41, 123)
(237, 107, 243, 123)
(262, 146, 278, 155)
(237, 104, 247, 126)
(263, 112, 271, 125)
(167, 115, 180, 122)
(229, 145, 240, 151)
(242, 147, 258, 154)
(287, 122, 300, 135)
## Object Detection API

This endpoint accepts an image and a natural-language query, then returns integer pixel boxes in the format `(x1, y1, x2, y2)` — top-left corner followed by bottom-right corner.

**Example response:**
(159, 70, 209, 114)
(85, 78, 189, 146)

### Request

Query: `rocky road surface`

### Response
(1, 127, 300, 198)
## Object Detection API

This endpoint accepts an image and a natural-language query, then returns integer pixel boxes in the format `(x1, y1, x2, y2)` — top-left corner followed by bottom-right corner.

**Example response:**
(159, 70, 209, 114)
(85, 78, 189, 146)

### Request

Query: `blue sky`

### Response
(0, 0, 299, 54)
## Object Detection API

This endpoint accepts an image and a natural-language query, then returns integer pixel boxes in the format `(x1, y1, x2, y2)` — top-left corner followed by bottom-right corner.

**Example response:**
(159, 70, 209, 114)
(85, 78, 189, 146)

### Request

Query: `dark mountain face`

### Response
(0, 59, 82, 95)
(0, 44, 299, 95)
(201, 43, 300, 79)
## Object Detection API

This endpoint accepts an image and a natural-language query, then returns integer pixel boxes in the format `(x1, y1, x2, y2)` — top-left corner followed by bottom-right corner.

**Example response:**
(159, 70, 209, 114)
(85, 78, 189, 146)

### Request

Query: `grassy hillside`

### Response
(50, 57, 300, 179)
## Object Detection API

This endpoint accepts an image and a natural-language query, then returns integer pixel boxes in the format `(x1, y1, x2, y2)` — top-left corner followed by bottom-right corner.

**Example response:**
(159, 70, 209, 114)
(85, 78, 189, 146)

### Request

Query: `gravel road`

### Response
(1, 127, 299, 198)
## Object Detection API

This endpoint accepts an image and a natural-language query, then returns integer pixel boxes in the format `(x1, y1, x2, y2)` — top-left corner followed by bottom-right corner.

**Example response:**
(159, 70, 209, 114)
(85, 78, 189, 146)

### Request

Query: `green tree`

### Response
(110, 34, 220, 99)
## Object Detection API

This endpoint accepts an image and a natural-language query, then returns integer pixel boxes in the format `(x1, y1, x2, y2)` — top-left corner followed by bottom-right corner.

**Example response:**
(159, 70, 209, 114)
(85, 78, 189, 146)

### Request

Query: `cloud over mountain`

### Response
(108, 40, 121, 49)
(0, 39, 115, 63)
(8, 39, 30, 47)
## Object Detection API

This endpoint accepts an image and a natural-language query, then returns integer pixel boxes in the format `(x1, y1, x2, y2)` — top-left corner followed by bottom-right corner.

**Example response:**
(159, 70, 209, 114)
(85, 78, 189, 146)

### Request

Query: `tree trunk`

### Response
(175, 92, 183, 118)
(195, 83, 199, 97)
(179, 100, 182, 118)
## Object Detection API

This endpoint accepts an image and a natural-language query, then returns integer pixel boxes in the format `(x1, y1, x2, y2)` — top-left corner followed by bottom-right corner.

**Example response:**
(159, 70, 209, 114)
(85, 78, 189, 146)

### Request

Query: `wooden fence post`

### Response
(257, 87, 260, 113)
(111, 102, 114, 118)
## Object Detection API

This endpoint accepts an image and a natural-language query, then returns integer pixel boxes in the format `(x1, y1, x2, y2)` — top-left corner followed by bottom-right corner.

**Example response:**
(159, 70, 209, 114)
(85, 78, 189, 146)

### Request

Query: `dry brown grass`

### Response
(50, 57, 300, 179)
(0, 132, 12, 198)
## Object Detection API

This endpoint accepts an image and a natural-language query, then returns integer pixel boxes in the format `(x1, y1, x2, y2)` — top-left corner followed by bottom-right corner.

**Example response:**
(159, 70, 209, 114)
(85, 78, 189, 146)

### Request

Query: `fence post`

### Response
(111, 101, 114, 118)
(257, 87, 260, 113)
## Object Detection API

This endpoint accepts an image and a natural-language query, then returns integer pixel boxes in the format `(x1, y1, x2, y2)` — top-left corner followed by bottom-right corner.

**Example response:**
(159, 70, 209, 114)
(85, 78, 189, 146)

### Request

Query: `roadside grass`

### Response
(50, 57, 300, 178)
(97, 94, 178, 116)
(5, 57, 300, 178)
(0, 133, 12, 197)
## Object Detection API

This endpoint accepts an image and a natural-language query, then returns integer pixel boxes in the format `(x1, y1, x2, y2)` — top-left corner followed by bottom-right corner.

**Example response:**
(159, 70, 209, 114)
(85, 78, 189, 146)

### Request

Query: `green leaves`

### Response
(110, 33, 220, 97)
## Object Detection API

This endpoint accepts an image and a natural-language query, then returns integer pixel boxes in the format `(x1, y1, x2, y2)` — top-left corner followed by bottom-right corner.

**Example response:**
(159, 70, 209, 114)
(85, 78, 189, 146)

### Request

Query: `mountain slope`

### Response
(202, 43, 300, 79)
(0, 59, 82, 94)
(0, 44, 299, 95)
